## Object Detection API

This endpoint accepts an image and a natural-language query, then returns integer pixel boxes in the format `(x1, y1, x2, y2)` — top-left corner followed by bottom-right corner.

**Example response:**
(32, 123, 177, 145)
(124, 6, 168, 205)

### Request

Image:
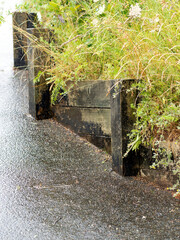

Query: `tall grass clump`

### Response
(19, 0, 180, 194)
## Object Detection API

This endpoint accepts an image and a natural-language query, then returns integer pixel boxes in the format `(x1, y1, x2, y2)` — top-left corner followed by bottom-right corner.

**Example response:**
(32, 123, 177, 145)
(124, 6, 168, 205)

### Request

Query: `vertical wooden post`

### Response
(27, 28, 52, 119)
(110, 80, 139, 176)
(13, 12, 37, 69)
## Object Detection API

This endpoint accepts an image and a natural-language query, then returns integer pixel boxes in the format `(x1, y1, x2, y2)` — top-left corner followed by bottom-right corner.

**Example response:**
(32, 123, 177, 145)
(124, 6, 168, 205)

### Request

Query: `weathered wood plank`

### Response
(110, 79, 139, 176)
(53, 106, 111, 136)
(52, 105, 111, 152)
(59, 80, 112, 108)
(27, 28, 52, 119)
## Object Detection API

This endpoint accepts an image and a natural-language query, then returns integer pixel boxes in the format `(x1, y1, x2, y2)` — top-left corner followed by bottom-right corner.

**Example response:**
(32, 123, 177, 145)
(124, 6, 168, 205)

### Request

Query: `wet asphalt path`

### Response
(0, 14, 179, 240)
(0, 69, 179, 240)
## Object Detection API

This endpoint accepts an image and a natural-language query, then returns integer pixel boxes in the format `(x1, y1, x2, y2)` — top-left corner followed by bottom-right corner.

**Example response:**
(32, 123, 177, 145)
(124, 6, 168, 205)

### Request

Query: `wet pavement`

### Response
(0, 14, 180, 240)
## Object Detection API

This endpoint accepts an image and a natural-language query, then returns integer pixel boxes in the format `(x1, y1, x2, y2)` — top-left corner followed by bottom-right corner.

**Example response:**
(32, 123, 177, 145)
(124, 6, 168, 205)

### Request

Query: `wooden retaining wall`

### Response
(12, 12, 144, 176)
(52, 80, 112, 154)
(13, 12, 179, 183)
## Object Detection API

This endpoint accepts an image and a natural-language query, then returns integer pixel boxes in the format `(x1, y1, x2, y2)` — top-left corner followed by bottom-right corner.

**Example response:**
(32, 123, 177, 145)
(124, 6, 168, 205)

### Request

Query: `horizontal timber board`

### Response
(59, 80, 114, 108)
(52, 106, 111, 137)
